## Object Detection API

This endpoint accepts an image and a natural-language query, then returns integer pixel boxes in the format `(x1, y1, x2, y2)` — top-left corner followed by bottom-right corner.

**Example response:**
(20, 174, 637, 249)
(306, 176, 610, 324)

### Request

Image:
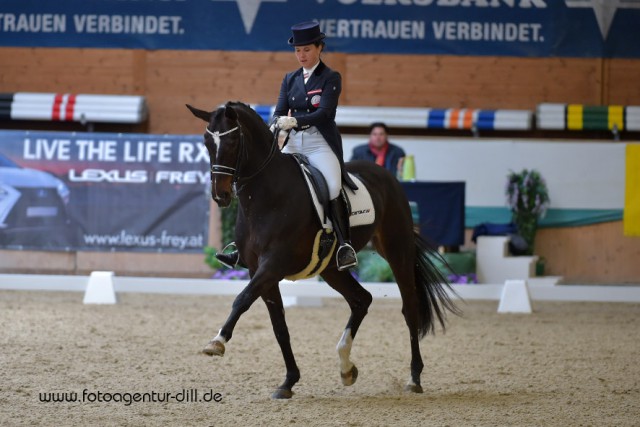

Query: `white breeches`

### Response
(283, 127, 342, 199)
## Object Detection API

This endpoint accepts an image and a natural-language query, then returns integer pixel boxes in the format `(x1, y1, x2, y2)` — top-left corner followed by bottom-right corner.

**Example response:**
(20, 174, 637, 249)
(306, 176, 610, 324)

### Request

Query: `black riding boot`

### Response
(215, 243, 241, 269)
(329, 197, 358, 271)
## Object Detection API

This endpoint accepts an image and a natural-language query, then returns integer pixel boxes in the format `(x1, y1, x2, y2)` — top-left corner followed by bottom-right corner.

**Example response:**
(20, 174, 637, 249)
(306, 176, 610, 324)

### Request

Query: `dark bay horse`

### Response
(187, 101, 459, 399)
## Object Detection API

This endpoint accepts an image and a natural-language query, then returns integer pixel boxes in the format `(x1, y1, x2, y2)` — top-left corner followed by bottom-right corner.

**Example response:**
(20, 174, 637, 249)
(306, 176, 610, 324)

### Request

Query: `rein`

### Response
(205, 120, 280, 191)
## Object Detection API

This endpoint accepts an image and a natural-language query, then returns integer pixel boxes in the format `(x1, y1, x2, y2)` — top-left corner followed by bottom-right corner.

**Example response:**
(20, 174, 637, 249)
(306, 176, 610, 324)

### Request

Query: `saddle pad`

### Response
(346, 174, 375, 227)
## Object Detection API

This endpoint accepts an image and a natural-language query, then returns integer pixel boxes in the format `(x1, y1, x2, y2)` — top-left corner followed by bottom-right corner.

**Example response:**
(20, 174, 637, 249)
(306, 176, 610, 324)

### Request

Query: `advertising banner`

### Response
(0, 130, 210, 252)
(0, 0, 639, 57)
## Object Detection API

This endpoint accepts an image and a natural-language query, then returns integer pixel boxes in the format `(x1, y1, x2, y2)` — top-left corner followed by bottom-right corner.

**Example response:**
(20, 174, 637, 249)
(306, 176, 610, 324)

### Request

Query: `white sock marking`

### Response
(212, 329, 227, 344)
(336, 328, 354, 373)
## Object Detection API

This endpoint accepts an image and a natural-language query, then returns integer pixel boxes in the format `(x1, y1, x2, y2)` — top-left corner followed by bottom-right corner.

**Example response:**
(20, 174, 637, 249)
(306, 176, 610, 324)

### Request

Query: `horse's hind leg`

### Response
(261, 285, 300, 399)
(320, 268, 373, 386)
(396, 270, 424, 393)
(375, 236, 425, 393)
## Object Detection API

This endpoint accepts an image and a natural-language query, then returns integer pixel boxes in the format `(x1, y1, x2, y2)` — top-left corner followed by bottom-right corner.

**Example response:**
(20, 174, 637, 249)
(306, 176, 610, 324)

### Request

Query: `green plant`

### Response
(205, 198, 241, 274)
(505, 169, 550, 255)
(204, 246, 224, 271)
(355, 249, 395, 282)
(220, 197, 239, 245)
(354, 248, 462, 283)
(204, 197, 238, 272)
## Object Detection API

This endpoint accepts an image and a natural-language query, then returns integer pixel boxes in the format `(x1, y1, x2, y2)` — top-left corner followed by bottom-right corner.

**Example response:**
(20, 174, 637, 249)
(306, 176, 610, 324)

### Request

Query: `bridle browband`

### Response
(205, 118, 280, 191)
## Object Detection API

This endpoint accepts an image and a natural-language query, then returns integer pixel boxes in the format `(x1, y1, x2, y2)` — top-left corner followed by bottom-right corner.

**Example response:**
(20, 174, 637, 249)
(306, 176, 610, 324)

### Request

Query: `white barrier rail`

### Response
(0, 92, 148, 124)
(252, 105, 533, 131)
(1, 274, 639, 304)
(536, 103, 640, 133)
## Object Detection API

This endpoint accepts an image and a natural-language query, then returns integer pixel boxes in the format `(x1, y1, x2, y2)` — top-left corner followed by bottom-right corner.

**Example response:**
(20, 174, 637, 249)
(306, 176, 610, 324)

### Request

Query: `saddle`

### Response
(285, 153, 375, 281)
(290, 153, 335, 230)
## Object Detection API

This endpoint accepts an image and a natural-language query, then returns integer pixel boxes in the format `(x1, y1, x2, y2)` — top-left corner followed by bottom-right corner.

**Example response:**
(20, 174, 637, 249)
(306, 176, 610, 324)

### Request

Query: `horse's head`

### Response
(186, 103, 243, 207)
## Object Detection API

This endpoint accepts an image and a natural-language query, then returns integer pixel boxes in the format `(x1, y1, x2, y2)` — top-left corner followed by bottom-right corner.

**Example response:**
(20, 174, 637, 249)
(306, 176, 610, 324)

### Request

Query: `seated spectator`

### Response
(350, 122, 406, 178)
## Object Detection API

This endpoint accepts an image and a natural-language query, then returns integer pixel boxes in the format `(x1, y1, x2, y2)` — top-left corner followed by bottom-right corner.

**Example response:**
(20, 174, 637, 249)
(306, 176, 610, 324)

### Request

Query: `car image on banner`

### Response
(0, 152, 78, 248)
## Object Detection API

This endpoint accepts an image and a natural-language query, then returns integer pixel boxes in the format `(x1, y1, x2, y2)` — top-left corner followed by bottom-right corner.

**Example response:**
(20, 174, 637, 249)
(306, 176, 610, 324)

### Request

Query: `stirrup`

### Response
(215, 242, 239, 269)
(336, 243, 358, 271)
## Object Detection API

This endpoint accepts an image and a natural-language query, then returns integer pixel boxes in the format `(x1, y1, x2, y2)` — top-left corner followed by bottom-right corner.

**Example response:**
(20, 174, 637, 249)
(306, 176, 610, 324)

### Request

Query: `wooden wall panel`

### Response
(75, 252, 210, 277)
(2, 48, 637, 133)
(342, 55, 603, 108)
(603, 59, 640, 105)
(144, 51, 348, 134)
(0, 48, 141, 94)
(142, 51, 292, 133)
(0, 250, 76, 275)
(535, 221, 640, 284)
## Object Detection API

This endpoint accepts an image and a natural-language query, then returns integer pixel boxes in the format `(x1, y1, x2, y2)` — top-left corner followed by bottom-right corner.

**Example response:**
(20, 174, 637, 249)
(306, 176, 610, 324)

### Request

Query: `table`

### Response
(399, 181, 466, 247)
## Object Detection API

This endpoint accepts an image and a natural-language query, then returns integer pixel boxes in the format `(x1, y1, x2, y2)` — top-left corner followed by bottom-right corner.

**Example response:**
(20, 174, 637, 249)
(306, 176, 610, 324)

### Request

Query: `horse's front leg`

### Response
(202, 269, 278, 357)
(261, 285, 300, 399)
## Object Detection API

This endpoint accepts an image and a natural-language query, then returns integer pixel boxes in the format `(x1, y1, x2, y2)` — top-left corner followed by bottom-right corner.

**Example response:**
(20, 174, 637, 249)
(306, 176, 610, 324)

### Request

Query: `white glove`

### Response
(276, 116, 298, 131)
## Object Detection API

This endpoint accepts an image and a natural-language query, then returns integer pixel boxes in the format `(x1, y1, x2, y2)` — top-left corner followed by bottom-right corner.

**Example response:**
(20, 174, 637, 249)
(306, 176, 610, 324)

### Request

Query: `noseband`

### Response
(205, 120, 279, 190)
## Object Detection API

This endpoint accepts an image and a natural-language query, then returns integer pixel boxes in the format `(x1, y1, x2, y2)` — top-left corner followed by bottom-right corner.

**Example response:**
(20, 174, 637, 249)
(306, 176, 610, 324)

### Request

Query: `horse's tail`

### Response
(413, 232, 461, 338)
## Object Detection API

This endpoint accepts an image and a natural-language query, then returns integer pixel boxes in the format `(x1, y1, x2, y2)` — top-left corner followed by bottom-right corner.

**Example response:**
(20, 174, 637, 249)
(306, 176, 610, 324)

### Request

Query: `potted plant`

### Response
(505, 169, 550, 256)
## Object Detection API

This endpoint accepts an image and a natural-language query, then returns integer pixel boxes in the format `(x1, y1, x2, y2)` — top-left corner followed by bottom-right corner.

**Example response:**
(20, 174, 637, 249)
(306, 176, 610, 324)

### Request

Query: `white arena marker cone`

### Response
(83, 271, 117, 304)
(497, 279, 532, 314)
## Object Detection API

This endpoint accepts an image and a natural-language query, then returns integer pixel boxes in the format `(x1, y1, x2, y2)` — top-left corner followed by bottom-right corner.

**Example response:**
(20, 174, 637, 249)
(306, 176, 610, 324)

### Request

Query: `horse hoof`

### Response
(340, 365, 358, 386)
(271, 388, 294, 399)
(202, 340, 225, 357)
(404, 383, 424, 393)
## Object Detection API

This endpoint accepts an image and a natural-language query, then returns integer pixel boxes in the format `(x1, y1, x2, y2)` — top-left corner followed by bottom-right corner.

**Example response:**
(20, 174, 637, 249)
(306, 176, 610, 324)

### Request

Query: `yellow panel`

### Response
(624, 144, 640, 236)
(608, 105, 624, 131)
(567, 104, 583, 130)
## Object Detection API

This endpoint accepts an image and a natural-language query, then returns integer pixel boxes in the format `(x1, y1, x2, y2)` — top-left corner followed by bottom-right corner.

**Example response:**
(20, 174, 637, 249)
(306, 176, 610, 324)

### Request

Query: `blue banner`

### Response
(0, 0, 639, 57)
(0, 131, 209, 252)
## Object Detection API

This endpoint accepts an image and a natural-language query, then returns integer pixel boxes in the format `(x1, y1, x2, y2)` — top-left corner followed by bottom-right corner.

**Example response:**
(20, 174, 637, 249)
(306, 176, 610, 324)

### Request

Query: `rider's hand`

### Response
(276, 116, 298, 131)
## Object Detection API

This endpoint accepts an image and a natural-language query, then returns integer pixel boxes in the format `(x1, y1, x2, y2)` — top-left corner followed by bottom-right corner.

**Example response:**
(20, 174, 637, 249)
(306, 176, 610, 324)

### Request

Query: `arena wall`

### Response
(1, 47, 639, 283)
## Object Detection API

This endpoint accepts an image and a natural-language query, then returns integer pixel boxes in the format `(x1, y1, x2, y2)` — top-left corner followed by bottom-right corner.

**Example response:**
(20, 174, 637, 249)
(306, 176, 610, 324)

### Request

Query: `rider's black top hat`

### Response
(288, 21, 326, 46)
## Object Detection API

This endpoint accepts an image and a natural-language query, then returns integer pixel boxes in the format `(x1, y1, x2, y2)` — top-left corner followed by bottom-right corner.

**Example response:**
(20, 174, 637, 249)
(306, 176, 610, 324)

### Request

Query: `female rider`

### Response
(218, 20, 358, 271)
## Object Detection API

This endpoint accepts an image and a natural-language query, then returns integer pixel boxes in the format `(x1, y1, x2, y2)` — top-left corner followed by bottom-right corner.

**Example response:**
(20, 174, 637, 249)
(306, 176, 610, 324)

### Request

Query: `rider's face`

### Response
(295, 44, 321, 69)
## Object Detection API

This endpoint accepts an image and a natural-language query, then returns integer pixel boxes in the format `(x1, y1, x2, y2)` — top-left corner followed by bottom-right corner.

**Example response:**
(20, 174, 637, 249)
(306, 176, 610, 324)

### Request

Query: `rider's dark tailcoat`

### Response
(274, 60, 356, 190)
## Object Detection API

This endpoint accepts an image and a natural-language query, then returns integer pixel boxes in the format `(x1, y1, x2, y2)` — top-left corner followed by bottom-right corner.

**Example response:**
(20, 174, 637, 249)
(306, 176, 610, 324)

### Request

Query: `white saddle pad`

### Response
(345, 174, 375, 228)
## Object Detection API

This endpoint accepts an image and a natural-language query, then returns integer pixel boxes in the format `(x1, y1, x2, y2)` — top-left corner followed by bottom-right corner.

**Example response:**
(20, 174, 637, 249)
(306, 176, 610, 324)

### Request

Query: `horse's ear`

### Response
(224, 106, 238, 121)
(186, 104, 212, 123)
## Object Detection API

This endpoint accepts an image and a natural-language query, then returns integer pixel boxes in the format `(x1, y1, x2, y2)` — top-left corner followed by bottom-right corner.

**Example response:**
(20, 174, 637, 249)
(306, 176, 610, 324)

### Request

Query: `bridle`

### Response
(205, 125, 240, 178)
(205, 118, 280, 193)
